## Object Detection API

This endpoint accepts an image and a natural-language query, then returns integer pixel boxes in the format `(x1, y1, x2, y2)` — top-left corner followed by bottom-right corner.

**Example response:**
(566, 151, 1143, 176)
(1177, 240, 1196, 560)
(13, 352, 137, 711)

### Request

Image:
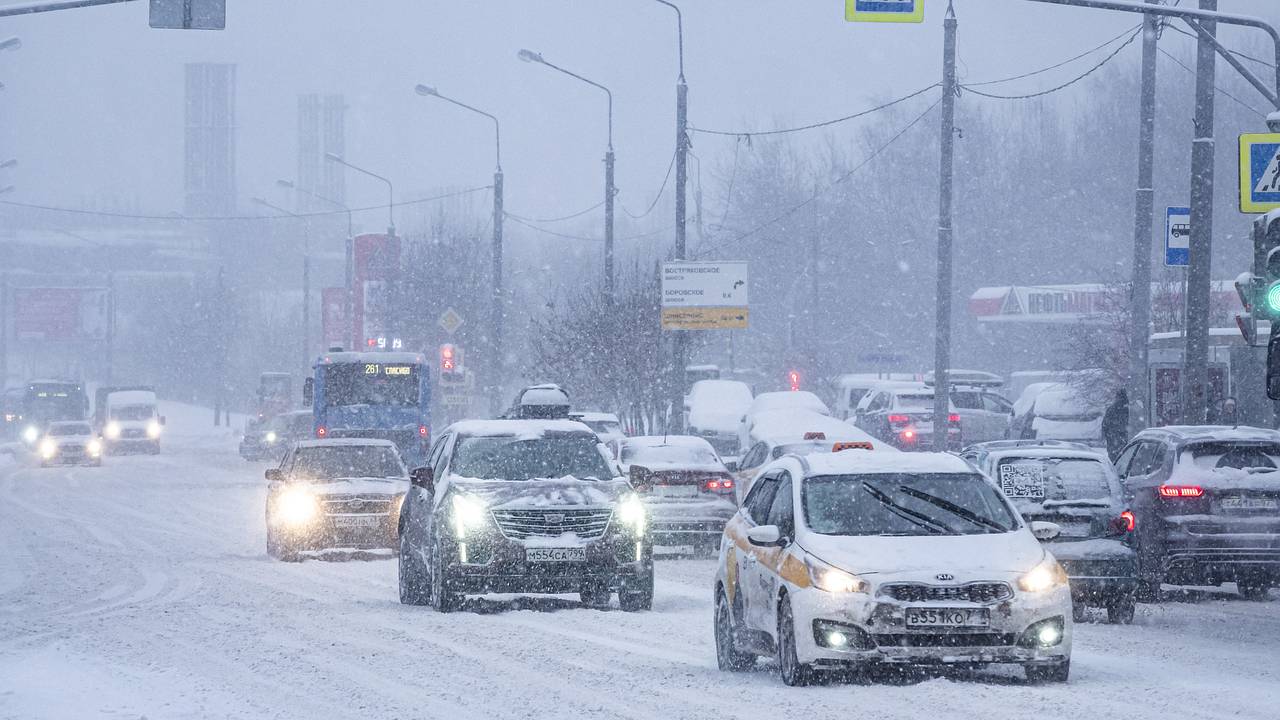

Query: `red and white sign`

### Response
(352, 234, 400, 349)
(969, 282, 1236, 325)
(12, 287, 110, 342)
(321, 287, 347, 350)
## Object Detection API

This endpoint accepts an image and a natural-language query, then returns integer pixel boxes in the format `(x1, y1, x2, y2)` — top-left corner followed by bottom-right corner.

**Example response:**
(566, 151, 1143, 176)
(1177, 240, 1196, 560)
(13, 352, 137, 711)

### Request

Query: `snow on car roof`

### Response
(447, 419, 595, 439)
(747, 390, 829, 415)
(801, 450, 972, 478)
(984, 447, 1110, 463)
(107, 390, 156, 406)
(1141, 425, 1280, 444)
(295, 438, 397, 448)
(750, 409, 879, 445)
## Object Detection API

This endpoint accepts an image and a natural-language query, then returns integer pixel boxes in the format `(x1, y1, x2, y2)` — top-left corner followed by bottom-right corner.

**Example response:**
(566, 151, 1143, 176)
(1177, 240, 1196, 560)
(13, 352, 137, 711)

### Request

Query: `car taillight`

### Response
(1158, 485, 1204, 498)
(948, 414, 961, 423)
(704, 477, 734, 493)
(1111, 510, 1136, 533)
(316, 426, 327, 438)
(888, 414, 911, 425)
(900, 428, 917, 442)
(418, 424, 429, 438)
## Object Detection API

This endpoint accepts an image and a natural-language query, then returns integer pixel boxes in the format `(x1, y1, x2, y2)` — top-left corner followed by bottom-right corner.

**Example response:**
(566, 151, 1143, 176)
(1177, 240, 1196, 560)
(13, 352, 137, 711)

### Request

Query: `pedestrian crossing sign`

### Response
(846, 0, 924, 23)
(1239, 133, 1280, 213)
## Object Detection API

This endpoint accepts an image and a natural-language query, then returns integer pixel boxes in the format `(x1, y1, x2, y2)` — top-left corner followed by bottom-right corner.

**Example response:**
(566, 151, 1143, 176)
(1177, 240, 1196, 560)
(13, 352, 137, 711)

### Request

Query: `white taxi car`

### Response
(713, 450, 1072, 686)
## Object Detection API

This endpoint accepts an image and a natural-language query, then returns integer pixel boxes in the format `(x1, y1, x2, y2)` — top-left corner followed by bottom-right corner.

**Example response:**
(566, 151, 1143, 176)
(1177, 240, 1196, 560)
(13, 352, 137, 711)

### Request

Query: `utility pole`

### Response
(672, 62, 689, 434)
(492, 168, 504, 416)
(932, 3, 958, 451)
(1184, 0, 1217, 424)
(605, 148, 616, 301)
(1128, 1, 1159, 435)
(0, 273, 7, 390)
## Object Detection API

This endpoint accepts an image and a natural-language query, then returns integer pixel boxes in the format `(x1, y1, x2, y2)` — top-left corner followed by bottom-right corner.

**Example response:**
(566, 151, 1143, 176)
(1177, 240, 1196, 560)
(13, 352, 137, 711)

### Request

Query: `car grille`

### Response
(321, 496, 393, 515)
(491, 508, 613, 540)
(122, 428, 146, 439)
(880, 582, 1013, 604)
(873, 632, 1017, 648)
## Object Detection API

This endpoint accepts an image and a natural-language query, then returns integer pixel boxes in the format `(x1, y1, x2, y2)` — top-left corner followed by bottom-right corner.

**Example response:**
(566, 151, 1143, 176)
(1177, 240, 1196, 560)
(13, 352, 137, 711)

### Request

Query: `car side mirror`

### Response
(410, 466, 434, 493)
(303, 377, 315, 405)
(265, 468, 283, 483)
(747, 524, 785, 547)
(629, 465, 653, 494)
(1029, 521, 1061, 541)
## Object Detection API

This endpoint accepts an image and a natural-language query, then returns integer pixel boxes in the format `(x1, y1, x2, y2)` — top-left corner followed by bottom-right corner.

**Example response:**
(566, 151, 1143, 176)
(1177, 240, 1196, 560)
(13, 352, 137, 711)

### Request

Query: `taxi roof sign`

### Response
(1239, 133, 1280, 213)
(846, 0, 924, 23)
(833, 441, 875, 452)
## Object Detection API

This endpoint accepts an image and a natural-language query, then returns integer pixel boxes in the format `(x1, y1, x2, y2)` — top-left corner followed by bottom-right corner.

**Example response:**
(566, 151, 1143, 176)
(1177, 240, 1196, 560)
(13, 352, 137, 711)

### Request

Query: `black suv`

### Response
(398, 419, 654, 612)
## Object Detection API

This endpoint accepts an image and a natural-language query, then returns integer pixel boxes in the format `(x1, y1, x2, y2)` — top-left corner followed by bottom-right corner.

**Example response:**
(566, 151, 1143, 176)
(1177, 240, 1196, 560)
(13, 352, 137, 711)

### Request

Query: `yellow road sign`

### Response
(1239, 133, 1280, 213)
(846, 0, 924, 23)
(661, 307, 749, 331)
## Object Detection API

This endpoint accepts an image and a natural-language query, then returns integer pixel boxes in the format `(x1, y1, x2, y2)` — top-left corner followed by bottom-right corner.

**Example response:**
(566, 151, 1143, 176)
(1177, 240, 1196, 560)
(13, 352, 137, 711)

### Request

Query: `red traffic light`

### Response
(440, 343, 456, 372)
(788, 370, 801, 391)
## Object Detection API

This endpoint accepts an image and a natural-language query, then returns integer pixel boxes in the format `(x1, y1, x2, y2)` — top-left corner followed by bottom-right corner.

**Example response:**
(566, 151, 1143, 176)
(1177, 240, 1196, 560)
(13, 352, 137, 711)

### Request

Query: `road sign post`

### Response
(845, 0, 924, 23)
(1165, 206, 1190, 266)
(661, 262, 748, 331)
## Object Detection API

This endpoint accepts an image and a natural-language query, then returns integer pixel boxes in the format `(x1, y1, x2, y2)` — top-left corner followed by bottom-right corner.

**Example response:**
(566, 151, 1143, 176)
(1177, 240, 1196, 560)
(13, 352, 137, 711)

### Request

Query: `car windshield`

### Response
(112, 406, 153, 421)
(1183, 442, 1280, 471)
(291, 446, 405, 480)
(49, 423, 91, 436)
(322, 363, 420, 408)
(803, 473, 1018, 536)
(623, 442, 718, 467)
(453, 435, 614, 481)
(995, 457, 1114, 504)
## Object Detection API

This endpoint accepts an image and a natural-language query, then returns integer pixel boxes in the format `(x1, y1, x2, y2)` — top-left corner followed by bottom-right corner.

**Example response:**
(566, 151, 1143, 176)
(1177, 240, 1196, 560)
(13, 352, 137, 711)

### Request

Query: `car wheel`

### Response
(398, 534, 431, 606)
(777, 595, 817, 687)
(429, 541, 464, 613)
(1106, 595, 1136, 624)
(1238, 580, 1273, 601)
(714, 589, 755, 672)
(1025, 659, 1070, 684)
(619, 567, 654, 612)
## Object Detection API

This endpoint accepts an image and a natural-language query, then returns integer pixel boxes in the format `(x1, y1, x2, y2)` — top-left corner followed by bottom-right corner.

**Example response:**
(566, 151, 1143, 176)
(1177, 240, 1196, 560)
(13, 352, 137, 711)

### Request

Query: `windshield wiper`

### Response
(895, 485, 1009, 533)
(860, 482, 951, 535)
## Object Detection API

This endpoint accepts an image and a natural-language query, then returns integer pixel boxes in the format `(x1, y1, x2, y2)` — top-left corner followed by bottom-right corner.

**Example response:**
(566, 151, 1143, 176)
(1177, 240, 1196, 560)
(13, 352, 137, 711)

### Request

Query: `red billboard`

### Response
(321, 287, 347, 350)
(352, 234, 400, 348)
(12, 287, 110, 342)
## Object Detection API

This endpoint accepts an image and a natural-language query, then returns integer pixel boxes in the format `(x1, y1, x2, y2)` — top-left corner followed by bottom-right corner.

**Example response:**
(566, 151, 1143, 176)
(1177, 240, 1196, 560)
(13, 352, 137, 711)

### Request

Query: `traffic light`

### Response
(1254, 214, 1280, 397)
(439, 343, 465, 386)
(440, 343, 456, 373)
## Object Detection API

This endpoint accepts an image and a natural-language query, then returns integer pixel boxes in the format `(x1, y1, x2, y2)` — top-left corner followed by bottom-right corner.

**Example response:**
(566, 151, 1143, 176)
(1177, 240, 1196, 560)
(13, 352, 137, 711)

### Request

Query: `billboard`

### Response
(321, 287, 347, 350)
(12, 288, 110, 342)
(352, 234, 401, 348)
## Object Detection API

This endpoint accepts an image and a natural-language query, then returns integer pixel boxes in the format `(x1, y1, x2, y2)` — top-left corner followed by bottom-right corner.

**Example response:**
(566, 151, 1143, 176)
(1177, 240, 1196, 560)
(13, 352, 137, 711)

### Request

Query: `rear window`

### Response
(1182, 442, 1280, 471)
(622, 442, 718, 467)
(895, 394, 935, 410)
(49, 423, 91, 436)
(995, 457, 1114, 502)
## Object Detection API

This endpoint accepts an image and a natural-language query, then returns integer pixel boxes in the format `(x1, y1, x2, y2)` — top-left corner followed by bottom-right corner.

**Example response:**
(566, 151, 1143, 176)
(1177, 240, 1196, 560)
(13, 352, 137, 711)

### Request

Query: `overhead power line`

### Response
(505, 200, 605, 224)
(962, 27, 1142, 100)
(964, 22, 1143, 87)
(620, 149, 676, 220)
(690, 83, 939, 138)
(1156, 45, 1267, 118)
(505, 212, 679, 243)
(1163, 23, 1277, 70)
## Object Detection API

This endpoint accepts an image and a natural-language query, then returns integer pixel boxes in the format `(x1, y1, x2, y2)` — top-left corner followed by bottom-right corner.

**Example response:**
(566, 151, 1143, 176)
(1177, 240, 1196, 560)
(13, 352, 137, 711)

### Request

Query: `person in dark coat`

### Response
(1101, 389, 1129, 461)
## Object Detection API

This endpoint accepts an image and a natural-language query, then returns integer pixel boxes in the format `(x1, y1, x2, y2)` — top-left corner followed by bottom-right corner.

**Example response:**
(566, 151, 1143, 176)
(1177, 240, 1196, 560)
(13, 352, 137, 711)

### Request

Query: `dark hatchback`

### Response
(965, 441, 1138, 622)
(398, 419, 654, 612)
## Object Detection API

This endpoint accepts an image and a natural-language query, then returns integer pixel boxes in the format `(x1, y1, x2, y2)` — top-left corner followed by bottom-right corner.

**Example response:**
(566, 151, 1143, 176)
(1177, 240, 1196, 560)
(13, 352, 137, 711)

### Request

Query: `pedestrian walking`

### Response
(1102, 389, 1129, 461)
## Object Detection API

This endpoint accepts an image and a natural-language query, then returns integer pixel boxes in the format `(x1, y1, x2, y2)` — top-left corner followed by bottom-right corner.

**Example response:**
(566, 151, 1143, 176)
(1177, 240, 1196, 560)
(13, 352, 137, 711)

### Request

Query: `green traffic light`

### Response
(1266, 281, 1280, 314)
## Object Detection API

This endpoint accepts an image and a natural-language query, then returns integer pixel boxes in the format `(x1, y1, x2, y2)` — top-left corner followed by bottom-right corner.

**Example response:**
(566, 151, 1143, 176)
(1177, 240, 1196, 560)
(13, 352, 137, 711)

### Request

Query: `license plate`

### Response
(653, 485, 699, 498)
(526, 547, 587, 563)
(1220, 496, 1280, 512)
(1056, 521, 1094, 538)
(904, 607, 990, 628)
(332, 515, 382, 529)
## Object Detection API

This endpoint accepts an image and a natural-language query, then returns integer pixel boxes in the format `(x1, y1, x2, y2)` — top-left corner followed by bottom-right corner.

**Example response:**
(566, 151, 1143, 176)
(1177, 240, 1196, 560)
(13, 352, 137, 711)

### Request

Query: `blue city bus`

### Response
(306, 351, 432, 466)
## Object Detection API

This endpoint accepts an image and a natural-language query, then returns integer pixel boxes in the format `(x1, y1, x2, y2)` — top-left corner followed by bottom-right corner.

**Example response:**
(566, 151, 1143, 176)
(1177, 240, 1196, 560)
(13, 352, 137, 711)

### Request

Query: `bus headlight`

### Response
(22, 425, 39, 444)
(276, 487, 319, 527)
(87, 439, 103, 457)
(104, 422, 122, 440)
(451, 494, 488, 539)
(616, 495, 646, 532)
(38, 438, 58, 460)
(146, 421, 163, 439)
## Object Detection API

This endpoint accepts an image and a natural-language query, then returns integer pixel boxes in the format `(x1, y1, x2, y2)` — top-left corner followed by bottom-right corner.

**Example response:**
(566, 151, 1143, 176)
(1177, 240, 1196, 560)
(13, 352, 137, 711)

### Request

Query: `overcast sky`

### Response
(1, 0, 1277, 235)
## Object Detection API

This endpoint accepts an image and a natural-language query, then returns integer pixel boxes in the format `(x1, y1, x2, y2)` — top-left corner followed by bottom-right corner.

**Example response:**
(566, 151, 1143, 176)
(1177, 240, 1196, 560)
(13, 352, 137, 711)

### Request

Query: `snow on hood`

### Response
(797, 527, 1046, 579)
(444, 475, 630, 509)
(311, 476, 409, 497)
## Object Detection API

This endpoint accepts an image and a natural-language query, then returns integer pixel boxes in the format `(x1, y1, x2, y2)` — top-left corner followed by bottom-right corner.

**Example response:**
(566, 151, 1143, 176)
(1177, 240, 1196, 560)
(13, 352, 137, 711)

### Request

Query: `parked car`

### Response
(240, 410, 314, 462)
(1114, 426, 1280, 601)
(1009, 384, 1103, 446)
(950, 386, 1013, 445)
(685, 379, 754, 460)
(398, 419, 653, 611)
(610, 435, 737, 553)
(963, 441, 1138, 623)
(35, 421, 103, 467)
(832, 374, 917, 421)
(853, 382, 962, 451)
(736, 391, 830, 454)
(713, 450, 1072, 685)
(569, 411, 626, 446)
(264, 439, 410, 561)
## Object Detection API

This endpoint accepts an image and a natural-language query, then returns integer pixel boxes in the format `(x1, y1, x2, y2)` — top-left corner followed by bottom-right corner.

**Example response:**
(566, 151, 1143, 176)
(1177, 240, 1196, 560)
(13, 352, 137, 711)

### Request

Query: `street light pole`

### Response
(325, 152, 395, 238)
(278, 179, 355, 352)
(1128, 2, 1159, 435)
(414, 85, 505, 414)
(517, 50, 616, 300)
(932, 2, 958, 451)
(253, 196, 311, 370)
(1184, 0, 1217, 424)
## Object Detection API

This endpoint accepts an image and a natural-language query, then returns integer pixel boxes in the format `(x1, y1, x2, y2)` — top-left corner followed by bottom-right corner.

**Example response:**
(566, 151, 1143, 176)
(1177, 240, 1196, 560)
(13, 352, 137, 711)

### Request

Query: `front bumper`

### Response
(788, 584, 1072, 668)
(442, 532, 652, 595)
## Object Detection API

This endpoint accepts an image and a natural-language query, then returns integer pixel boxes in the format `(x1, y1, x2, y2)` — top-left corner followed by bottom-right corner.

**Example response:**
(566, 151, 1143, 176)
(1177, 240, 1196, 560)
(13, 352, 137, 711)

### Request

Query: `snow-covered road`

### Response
(2, 407, 1278, 719)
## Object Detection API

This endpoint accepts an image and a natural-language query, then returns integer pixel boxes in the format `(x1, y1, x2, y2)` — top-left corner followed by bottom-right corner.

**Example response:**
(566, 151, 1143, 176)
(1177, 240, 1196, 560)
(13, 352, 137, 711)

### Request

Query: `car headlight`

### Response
(265, 431, 278, 444)
(38, 438, 58, 459)
(1018, 557, 1069, 593)
(451, 494, 489, 539)
(806, 555, 868, 594)
(22, 425, 39, 444)
(104, 422, 122, 440)
(616, 494, 646, 532)
(87, 439, 103, 457)
(146, 421, 163, 439)
(275, 486, 319, 526)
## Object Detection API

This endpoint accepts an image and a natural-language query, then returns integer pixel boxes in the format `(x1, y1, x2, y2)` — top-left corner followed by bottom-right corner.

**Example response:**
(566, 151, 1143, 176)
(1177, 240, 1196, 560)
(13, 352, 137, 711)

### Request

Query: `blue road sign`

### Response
(1239, 133, 1280, 213)
(1165, 206, 1190, 267)
(846, 0, 924, 23)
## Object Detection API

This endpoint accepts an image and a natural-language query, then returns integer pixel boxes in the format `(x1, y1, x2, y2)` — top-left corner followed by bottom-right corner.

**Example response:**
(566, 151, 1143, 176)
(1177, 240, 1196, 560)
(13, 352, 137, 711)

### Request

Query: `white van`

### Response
(102, 390, 164, 454)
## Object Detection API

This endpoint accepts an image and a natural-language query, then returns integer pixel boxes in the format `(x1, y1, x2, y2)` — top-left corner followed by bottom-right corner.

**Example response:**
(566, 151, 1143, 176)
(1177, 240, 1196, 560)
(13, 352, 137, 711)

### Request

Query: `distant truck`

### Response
(101, 389, 164, 454)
